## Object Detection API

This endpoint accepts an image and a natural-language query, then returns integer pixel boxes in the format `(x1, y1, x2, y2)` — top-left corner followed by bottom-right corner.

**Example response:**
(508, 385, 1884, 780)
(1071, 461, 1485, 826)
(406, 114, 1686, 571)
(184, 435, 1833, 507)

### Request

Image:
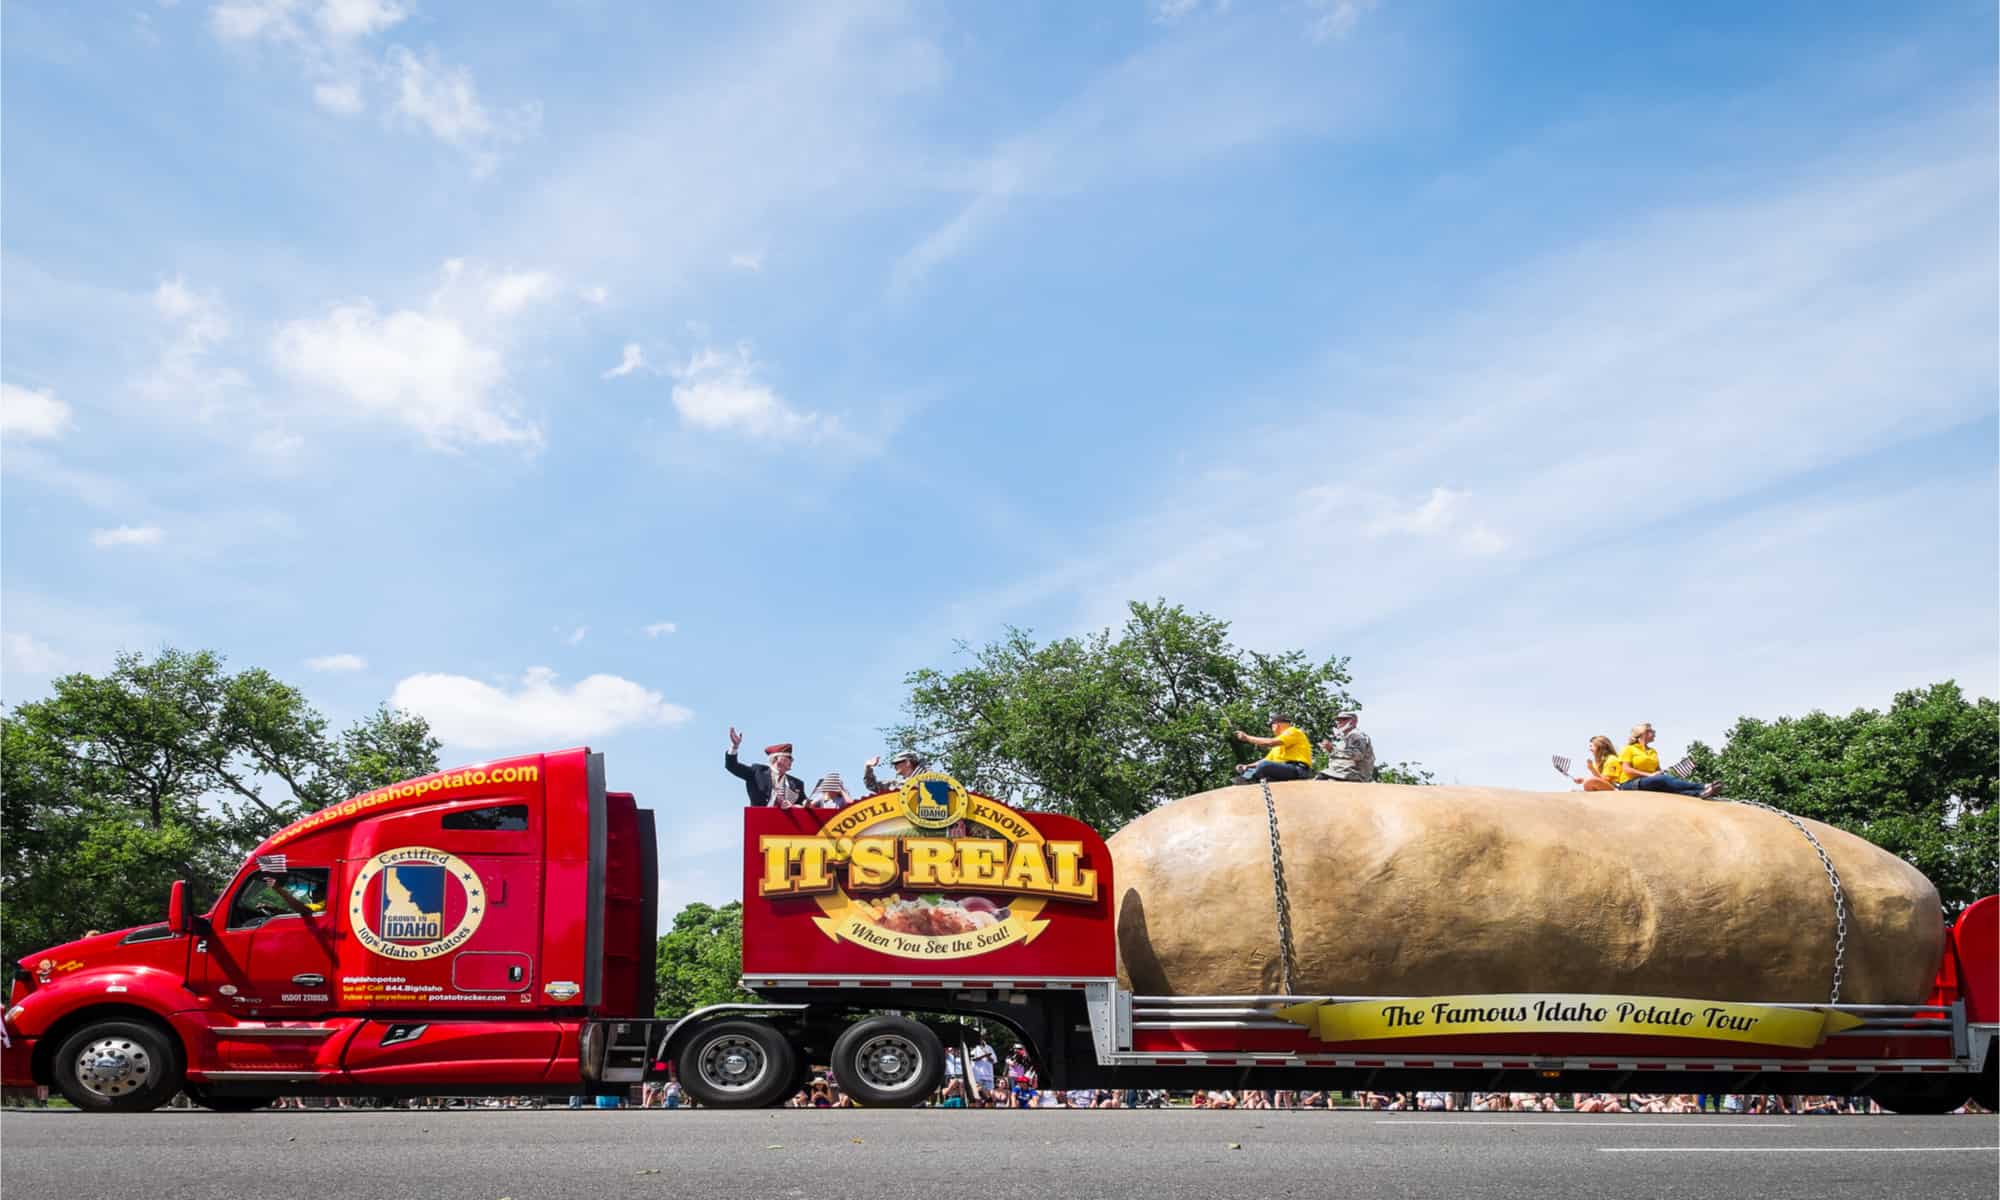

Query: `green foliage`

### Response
(1374, 761, 1437, 786)
(888, 600, 1381, 833)
(1, 649, 439, 964)
(654, 901, 753, 1016)
(1687, 681, 1997, 910)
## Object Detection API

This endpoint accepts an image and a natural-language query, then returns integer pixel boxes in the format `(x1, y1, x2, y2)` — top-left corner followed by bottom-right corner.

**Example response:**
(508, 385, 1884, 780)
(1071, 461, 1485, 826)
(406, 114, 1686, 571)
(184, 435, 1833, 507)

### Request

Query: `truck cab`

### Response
(3, 748, 657, 1111)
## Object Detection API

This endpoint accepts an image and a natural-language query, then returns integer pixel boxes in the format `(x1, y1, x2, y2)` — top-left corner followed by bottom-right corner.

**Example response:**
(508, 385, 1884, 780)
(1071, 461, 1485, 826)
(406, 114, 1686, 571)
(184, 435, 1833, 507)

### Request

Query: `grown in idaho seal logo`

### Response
(348, 846, 485, 961)
(899, 772, 969, 830)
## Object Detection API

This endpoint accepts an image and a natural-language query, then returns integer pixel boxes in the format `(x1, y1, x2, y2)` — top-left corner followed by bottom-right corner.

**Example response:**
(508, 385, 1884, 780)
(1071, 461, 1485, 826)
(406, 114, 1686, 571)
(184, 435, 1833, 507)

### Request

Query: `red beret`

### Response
(764, 743, 793, 756)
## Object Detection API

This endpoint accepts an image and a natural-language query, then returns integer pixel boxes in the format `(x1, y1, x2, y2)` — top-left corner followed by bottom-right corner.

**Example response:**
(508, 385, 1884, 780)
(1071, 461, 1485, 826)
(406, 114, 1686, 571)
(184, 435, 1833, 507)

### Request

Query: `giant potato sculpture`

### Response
(1111, 782, 1942, 1003)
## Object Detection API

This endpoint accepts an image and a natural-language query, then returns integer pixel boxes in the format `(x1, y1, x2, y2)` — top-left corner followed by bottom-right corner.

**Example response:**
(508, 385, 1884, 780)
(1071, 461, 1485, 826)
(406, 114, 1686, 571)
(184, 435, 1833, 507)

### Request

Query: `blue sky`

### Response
(4, 1, 1995, 921)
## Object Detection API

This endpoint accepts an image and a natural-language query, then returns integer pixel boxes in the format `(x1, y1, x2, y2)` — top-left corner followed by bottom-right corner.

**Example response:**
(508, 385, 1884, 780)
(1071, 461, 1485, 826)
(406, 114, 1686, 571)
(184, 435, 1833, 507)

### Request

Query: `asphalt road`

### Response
(4, 1108, 1995, 1200)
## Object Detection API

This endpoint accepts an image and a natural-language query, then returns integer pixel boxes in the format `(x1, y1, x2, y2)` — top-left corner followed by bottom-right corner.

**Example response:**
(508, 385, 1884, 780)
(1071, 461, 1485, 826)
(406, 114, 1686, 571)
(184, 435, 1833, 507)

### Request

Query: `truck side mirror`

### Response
(167, 880, 189, 934)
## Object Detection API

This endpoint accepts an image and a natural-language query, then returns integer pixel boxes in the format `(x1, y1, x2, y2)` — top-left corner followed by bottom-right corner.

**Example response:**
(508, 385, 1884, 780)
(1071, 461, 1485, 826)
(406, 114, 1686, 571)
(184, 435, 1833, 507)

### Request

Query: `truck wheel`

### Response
(829, 1016, 944, 1107)
(676, 1020, 798, 1109)
(51, 1019, 183, 1113)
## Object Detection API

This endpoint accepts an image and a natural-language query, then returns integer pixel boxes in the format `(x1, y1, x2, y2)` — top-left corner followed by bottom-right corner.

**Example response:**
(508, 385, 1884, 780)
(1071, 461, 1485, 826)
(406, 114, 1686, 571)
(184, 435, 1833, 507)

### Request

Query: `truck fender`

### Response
(654, 1003, 809, 1063)
(9, 965, 191, 1041)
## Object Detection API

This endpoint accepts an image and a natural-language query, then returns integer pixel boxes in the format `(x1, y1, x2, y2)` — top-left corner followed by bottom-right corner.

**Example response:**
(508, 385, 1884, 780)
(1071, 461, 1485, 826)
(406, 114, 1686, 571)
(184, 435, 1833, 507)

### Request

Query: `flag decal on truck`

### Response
(347, 846, 486, 962)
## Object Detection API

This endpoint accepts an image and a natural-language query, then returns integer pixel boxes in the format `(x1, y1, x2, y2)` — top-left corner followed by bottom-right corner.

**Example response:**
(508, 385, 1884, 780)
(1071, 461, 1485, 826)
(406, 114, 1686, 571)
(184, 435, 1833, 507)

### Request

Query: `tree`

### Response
(1, 649, 439, 963)
(655, 901, 753, 1016)
(888, 600, 1390, 833)
(1687, 681, 1996, 911)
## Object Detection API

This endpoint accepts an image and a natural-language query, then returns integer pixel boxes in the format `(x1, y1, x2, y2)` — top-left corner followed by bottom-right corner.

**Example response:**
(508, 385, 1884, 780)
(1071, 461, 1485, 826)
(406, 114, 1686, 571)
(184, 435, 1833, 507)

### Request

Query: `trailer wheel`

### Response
(676, 1020, 797, 1109)
(829, 1016, 944, 1107)
(50, 1019, 183, 1113)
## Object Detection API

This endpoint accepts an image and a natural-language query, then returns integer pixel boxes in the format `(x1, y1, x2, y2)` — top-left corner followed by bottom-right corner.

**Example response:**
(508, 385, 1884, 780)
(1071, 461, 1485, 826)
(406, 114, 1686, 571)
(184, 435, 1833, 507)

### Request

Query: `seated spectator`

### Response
(1231, 715, 1315, 785)
(1316, 711, 1376, 782)
(807, 772, 853, 810)
(1572, 736, 1621, 791)
(1614, 724, 1722, 799)
(940, 1079, 968, 1108)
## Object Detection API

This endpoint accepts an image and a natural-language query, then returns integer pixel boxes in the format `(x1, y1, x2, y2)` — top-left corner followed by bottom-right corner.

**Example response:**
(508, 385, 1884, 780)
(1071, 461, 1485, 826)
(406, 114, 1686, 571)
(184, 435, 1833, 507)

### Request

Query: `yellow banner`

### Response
(812, 900, 1049, 959)
(1275, 994, 1866, 1049)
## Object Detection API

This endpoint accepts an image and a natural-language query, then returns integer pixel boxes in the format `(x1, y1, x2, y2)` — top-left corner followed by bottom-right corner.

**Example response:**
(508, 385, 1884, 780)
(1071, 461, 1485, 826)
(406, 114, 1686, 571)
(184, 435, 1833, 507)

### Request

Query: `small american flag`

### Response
(1664, 756, 1696, 780)
(1550, 755, 1572, 778)
(256, 854, 287, 873)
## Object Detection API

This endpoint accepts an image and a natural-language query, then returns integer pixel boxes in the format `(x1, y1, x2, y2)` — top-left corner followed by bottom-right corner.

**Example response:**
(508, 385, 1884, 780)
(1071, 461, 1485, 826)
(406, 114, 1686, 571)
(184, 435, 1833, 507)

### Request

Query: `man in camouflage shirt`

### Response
(1316, 711, 1376, 782)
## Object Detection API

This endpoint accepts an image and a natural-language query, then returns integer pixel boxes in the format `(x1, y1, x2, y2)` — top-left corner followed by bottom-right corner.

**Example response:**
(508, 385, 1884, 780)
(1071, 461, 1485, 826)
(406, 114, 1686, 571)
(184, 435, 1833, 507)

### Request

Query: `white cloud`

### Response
(209, 1, 521, 163)
(2, 632, 74, 675)
(389, 666, 693, 750)
(314, 0, 405, 40)
(1151, 0, 1206, 23)
(563, 625, 588, 646)
(139, 277, 245, 418)
(669, 344, 831, 441)
(271, 261, 547, 450)
(387, 47, 535, 171)
(312, 78, 364, 114)
(1305, 0, 1378, 42)
(90, 525, 164, 547)
(486, 270, 557, 314)
(727, 250, 765, 272)
(602, 343, 646, 380)
(305, 652, 368, 671)
(0, 382, 73, 439)
(1364, 487, 1508, 556)
(249, 428, 306, 461)
(891, 22, 1393, 291)
(209, 0, 299, 42)
(580, 285, 609, 305)
(642, 621, 678, 638)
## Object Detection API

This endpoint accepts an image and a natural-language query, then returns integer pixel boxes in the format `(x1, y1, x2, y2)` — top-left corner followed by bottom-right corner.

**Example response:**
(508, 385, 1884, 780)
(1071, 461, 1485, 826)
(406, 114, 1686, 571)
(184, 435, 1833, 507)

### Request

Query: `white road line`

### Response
(1376, 1119, 1795, 1127)
(1598, 1147, 1999, 1153)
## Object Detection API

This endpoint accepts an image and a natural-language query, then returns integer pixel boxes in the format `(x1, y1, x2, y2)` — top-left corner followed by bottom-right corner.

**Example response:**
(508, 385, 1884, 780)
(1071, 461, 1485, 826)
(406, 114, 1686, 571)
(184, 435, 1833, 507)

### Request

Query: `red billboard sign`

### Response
(740, 775, 1115, 979)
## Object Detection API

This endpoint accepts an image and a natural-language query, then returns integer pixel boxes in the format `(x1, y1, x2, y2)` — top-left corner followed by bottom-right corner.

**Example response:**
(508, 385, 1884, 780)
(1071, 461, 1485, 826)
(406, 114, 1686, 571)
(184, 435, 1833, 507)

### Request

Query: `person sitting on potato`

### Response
(1230, 715, 1315, 785)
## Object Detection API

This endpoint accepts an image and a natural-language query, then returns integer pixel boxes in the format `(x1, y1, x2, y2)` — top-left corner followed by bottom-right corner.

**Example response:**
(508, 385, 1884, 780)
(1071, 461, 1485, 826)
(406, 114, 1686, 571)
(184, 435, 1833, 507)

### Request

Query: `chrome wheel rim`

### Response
(696, 1034, 769, 1095)
(853, 1033, 923, 1095)
(74, 1036, 156, 1100)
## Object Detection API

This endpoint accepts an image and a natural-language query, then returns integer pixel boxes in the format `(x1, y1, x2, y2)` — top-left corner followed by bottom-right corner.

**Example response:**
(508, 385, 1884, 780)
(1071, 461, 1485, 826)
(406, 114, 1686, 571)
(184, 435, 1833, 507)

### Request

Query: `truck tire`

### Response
(51, 1019, 183, 1113)
(676, 1019, 798, 1109)
(829, 1016, 944, 1107)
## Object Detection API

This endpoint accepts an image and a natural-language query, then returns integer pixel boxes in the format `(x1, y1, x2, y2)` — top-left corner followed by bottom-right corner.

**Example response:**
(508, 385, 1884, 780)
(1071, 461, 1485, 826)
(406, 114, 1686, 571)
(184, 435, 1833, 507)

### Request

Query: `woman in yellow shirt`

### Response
(1616, 723, 1720, 799)
(1573, 735, 1621, 790)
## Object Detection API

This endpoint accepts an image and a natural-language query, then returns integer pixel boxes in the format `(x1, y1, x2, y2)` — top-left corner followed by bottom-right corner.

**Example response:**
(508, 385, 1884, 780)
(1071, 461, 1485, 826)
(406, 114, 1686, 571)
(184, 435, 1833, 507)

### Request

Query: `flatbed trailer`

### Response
(600, 785, 1999, 1114)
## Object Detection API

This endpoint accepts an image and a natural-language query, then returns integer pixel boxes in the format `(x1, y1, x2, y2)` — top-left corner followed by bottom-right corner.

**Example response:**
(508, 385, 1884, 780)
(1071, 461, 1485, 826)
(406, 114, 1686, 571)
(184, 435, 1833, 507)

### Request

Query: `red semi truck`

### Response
(5, 748, 1995, 1113)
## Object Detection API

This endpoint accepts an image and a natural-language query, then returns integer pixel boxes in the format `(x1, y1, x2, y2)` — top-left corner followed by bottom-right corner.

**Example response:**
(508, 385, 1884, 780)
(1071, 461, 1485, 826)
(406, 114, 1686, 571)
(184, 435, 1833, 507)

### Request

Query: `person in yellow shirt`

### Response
(1230, 715, 1315, 785)
(1573, 735, 1622, 790)
(1616, 723, 1720, 798)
